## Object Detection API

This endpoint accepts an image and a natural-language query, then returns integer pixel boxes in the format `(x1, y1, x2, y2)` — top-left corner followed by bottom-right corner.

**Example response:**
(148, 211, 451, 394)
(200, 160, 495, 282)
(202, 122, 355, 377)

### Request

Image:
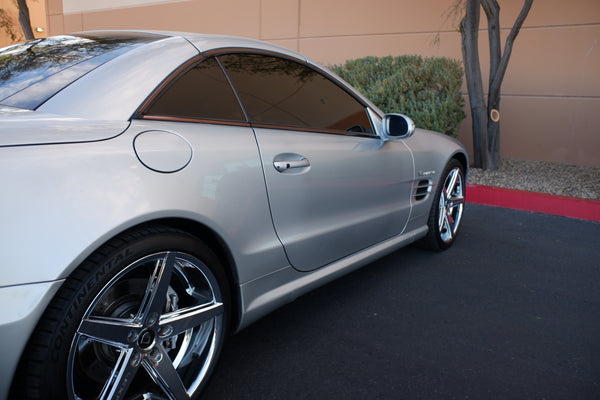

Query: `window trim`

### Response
(250, 122, 374, 138)
(134, 54, 250, 124)
(135, 48, 378, 139)
(142, 114, 251, 127)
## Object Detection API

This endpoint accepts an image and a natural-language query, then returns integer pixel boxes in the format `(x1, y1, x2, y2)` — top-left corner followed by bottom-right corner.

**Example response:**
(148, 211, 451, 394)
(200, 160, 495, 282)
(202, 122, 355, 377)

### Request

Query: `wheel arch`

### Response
(451, 151, 469, 180)
(57, 217, 243, 334)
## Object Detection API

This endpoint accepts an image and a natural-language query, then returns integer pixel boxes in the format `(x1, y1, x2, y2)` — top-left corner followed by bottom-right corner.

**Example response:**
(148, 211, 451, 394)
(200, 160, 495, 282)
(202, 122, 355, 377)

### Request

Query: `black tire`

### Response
(10, 225, 229, 400)
(421, 159, 466, 251)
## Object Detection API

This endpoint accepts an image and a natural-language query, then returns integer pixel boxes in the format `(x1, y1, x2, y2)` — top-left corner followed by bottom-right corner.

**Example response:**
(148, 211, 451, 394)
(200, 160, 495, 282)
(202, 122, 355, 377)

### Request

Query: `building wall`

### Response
(24, 1, 600, 166)
(0, 0, 47, 47)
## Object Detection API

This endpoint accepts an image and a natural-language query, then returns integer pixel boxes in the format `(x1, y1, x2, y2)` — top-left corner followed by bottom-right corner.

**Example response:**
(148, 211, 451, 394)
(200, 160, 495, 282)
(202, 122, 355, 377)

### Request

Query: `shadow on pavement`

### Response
(201, 204, 600, 400)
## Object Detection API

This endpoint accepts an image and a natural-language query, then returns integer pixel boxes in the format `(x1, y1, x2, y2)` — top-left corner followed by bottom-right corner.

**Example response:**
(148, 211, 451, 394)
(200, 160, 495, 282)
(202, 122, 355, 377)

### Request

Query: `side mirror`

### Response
(382, 113, 415, 140)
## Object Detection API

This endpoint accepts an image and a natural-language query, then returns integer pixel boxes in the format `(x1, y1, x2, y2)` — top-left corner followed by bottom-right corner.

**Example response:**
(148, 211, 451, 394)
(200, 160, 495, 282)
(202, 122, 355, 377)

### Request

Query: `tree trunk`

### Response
(460, 0, 533, 170)
(461, 0, 488, 169)
(482, 0, 502, 170)
(16, 0, 34, 40)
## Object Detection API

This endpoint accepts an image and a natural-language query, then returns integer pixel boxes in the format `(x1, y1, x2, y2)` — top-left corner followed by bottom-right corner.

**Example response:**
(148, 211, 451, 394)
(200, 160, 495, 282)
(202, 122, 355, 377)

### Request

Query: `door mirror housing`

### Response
(381, 113, 415, 140)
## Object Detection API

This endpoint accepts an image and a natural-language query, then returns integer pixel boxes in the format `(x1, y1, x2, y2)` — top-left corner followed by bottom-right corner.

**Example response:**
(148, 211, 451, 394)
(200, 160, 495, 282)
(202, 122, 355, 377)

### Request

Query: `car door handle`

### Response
(273, 158, 310, 172)
(273, 157, 310, 173)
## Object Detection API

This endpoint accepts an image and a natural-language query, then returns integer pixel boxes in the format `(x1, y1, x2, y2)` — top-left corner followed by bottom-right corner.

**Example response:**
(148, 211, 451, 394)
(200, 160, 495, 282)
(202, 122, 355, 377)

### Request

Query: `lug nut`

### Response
(146, 312, 159, 326)
(149, 348, 163, 365)
(130, 351, 142, 368)
(127, 330, 139, 343)
(158, 325, 173, 338)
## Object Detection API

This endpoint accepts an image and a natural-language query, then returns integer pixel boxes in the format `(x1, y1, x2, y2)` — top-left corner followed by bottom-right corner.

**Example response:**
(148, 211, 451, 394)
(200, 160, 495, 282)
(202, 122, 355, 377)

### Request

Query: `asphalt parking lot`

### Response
(201, 204, 600, 400)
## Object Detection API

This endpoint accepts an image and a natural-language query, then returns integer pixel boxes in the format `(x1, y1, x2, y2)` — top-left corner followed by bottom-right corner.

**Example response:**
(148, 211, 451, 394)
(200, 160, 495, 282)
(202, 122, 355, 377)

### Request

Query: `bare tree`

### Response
(460, 0, 533, 170)
(16, 0, 34, 40)
(0, 0, 35, 43)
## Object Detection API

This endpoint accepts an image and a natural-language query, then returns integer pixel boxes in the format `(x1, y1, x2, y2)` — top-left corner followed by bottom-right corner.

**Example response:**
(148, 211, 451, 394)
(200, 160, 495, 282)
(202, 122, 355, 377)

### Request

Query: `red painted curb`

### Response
(466, 184, 600, 223)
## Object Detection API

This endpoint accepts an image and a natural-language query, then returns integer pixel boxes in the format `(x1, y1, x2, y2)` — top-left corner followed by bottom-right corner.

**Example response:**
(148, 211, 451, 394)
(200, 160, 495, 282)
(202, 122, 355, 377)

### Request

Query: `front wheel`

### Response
(12, 226, 229, 400)
(421, 159, 466, 251)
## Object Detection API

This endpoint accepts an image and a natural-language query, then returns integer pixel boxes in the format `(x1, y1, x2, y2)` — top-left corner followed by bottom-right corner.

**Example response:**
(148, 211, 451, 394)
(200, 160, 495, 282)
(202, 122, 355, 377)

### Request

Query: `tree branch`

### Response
(489, 0, 533, 98)
(481, 0, 501, 108)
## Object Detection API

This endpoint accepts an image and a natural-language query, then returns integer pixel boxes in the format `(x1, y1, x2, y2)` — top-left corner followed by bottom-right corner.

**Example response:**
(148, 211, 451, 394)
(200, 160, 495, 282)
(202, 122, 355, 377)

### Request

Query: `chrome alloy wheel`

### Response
(67, 251, 224, 400)
(438, 166, 465, 243)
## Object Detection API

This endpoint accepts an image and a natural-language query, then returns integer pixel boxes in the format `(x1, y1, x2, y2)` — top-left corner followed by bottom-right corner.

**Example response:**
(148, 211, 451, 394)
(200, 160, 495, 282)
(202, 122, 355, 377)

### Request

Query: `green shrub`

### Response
(330, 55, 465, 137)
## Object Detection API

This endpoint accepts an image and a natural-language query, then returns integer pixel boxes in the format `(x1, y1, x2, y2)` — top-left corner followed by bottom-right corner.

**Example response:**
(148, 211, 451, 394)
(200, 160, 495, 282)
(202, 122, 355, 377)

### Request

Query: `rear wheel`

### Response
(12, 226, 229, 400)
(421, 159, 465, 251)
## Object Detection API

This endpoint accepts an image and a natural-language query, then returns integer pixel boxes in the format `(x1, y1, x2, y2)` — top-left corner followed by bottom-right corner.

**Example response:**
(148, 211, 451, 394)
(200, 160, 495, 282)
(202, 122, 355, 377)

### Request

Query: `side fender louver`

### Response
(413, 179, 433, 201)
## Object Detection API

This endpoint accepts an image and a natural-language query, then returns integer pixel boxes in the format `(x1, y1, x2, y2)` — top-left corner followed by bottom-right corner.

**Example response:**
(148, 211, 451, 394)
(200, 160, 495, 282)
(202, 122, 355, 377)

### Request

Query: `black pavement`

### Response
(201, 204, 600, 400)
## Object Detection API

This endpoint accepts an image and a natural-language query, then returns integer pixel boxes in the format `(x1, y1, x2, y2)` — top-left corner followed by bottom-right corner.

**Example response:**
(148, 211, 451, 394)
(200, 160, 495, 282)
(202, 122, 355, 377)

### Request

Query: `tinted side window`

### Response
(145, 57, 245, 122)
(219, 54, 372, 133)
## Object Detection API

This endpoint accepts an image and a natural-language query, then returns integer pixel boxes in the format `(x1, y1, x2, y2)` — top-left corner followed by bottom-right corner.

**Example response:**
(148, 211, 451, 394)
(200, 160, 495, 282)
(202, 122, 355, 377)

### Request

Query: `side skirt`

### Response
(236, 225, 428, 331)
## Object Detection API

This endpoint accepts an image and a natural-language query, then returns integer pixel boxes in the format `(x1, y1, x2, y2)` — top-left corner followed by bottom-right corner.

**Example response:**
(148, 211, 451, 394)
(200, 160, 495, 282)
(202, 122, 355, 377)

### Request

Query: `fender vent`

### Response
(414, 179, 433, 201)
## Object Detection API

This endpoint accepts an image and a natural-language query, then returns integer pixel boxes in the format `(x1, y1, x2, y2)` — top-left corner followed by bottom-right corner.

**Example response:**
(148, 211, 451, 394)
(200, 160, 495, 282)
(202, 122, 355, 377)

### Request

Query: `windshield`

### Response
(0, 33, 164, 109)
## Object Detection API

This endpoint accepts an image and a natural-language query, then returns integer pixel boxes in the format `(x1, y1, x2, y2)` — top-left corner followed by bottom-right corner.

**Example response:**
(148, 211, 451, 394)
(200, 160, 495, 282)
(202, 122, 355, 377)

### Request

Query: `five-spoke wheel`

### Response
(438, 164, 465, 244)
(12, 226, 228, 400)
(422, 159, 466, 250)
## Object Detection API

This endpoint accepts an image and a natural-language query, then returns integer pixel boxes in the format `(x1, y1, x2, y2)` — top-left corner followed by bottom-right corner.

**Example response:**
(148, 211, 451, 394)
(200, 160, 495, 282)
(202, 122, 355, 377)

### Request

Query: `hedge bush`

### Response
(330, 55, 465, 137)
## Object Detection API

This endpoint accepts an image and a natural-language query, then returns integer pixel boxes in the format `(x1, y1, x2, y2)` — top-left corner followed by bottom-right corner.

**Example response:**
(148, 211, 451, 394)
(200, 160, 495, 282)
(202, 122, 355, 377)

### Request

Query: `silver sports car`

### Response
(0, 31, 467, 399)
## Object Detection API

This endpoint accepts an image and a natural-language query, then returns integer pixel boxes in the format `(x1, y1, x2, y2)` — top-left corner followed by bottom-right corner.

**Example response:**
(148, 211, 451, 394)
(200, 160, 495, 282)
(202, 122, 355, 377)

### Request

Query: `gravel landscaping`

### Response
(467, 159, 600, 200)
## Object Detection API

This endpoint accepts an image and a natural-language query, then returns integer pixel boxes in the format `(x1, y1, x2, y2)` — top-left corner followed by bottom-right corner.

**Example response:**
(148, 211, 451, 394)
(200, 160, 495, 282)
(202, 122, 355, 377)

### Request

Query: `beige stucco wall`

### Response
(0, 0, 47, 47)
(16, 0, 600, 166)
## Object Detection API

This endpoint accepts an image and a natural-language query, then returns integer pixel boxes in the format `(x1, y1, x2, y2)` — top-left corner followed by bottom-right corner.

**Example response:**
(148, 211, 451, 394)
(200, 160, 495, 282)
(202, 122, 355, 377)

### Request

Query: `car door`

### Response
(220, 54, 414, 271)
(135, 56, 291, 283)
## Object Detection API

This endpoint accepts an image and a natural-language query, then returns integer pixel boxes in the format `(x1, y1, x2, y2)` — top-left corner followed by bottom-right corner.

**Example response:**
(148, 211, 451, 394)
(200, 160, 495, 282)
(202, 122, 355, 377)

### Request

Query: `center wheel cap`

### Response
(138, 329, 156, 351)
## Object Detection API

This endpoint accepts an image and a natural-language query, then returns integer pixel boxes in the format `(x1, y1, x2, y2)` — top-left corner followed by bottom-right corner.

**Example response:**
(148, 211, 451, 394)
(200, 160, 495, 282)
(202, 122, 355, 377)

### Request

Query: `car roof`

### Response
(78, 30, 309, 62)
(35, 30, 382, 121)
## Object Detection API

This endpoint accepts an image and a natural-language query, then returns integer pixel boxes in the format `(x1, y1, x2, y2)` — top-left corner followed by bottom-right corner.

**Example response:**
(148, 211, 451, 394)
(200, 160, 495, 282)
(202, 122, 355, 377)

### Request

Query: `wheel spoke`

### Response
(438, 194, 446, 229)
(139, 252, 177, 326)
(142, 346, 190, 399)
(78, 317, 139, 348)
(446, 169, 459, 200)
(160, 301, 224, 337)
(440, 213, 450, 235)
(98, 348, 140, 400)
(447, 194, 465, 213)
(441, 213, 454, 241)
(449, 195, 465, 207)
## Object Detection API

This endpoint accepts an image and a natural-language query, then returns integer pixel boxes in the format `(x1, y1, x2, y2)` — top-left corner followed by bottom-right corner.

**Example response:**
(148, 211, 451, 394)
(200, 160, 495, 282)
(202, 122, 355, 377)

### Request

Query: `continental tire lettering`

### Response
(49, 250, 126, 363)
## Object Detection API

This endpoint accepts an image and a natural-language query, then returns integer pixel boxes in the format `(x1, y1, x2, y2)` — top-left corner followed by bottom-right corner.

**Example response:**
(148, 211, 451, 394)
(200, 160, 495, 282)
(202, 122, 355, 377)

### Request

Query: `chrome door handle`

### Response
(273, 158, 310, 172)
